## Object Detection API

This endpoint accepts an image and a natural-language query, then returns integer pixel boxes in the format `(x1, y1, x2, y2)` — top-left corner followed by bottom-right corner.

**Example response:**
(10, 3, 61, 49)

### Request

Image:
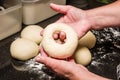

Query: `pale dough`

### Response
(12, 63, 28, 71)
(74, 45, 92, 66)
(41, 23, 78, 59)
(79, 31, 96, 49)
(21, 25, 43, 44)
(10, 38, 39, 60)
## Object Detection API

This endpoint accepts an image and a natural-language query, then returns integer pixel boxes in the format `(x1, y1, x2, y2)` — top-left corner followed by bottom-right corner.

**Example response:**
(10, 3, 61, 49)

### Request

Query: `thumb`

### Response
(35, 55, 61, 70)
(50, 3, 71, 14)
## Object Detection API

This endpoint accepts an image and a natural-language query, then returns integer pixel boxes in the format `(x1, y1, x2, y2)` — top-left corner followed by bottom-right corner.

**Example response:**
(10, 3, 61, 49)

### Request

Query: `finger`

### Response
(40, 30, 44, 36)
(35, 55, 79, 76)
(35, 55, 61, 70)
(35, 53, 41, 60)
(59, 31, 66, 42)
(67, 56, 75, 63)
(53, 33, 58, 40)
(40, 46, 48, 57)
(53, 31, 60, 40)
(69, 59, 75, 63)
(50, 3, 71, 14)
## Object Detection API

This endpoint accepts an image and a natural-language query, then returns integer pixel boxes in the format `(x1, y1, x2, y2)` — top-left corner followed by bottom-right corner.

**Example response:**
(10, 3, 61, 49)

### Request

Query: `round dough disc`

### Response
(74, 46, 92, 66)
(79, 31, 96, 49)
(21, 25, 43, 44)
(10, 38, 39, 60)
(41, 23, 78, 59)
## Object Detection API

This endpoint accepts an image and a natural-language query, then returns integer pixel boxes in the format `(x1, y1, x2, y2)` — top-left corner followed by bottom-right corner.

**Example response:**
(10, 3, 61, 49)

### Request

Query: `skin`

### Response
(36, 1, 120, 80)
(36, 48, 109, 80)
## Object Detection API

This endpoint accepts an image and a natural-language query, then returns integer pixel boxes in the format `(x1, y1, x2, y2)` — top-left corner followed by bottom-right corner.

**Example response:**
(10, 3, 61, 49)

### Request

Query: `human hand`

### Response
(35, 48, 109, 80)
(35, 29, 109, 80)
(35, 4, 109, 79)
(50, 3, 92, 39)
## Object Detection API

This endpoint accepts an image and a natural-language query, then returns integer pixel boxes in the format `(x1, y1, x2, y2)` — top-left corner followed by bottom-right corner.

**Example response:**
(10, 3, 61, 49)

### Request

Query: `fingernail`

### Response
(60, 31, 66, 41)
(35, 54, 41, 61)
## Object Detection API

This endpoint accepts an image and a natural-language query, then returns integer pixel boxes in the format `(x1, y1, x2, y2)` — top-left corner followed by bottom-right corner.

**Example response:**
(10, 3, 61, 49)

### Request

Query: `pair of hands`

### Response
(35, 3, 108, 80)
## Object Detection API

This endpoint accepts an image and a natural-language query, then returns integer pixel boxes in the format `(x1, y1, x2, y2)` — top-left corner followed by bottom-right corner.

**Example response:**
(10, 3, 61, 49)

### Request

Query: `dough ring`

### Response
(41, 23, 78, 59)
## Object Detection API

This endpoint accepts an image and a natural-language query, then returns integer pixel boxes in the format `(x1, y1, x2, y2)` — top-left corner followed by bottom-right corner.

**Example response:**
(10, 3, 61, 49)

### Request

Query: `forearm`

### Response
(67, 64, 110, 80)
(72, 70, 110, 80)
(86, 1, 120, 29)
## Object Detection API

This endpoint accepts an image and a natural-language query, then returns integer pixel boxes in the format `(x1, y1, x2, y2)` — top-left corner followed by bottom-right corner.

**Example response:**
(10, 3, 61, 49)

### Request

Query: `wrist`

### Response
(85, 9, 106, 30)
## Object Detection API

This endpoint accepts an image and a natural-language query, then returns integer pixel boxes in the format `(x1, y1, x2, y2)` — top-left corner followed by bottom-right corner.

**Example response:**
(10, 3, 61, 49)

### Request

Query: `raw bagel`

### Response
(79, 31, 96, 49)
(21, 25, 43, 44)
(41, 23, 78, 59)
(10, 38, 39, 60)
(74, 46, 92, 66)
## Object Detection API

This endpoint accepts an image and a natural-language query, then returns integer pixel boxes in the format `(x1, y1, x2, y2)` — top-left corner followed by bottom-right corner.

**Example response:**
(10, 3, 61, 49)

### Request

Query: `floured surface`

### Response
(11, 27, 120, 80)
(88, 27, 120, 79)
(11, 58, 68, 80)
(0, 27, 120, 80)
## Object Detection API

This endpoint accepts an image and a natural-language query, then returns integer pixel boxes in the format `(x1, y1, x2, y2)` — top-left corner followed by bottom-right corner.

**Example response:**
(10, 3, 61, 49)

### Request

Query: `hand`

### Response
(50, 3, 92, 39)
(35, 48, 109, 80)
(35, 30, 109, 80)
(35, 4, 109, 80)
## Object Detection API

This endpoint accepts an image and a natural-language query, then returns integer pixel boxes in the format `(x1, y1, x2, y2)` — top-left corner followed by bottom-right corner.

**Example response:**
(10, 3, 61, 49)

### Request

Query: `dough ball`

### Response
(41, 23, 78, 59)
(12, 63, 28, 71)
(21, 25, 43, 44)
(79, 31, 96, 49)
(74, 46, 92, 66)
(10, 38, 39, 60)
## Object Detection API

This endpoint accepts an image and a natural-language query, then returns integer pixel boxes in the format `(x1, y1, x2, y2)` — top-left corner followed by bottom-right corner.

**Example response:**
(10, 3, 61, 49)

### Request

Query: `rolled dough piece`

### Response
(79, 31, 96, 49)
(74, 45, 92, 66)
(41, 23, 78, 59)
(21, 25, 43, 44)
(10, 38, 39, 60)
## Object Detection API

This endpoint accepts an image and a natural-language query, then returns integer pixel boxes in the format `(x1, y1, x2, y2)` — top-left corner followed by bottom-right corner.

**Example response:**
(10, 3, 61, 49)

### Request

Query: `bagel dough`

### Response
(41, 23, 78, 59)
(12, 63, 28, 71)
(21, 25, 43, 44)
(79, 31, 96, 49)
(10, 38, 39, 60)
(74, 46, 92, 66)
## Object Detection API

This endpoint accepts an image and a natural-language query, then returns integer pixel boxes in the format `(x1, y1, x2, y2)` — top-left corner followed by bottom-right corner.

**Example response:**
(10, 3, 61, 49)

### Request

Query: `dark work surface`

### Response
(0, 3, 120, 80)
(0, 14, 69, 80)
(0, 13, 120, 80)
